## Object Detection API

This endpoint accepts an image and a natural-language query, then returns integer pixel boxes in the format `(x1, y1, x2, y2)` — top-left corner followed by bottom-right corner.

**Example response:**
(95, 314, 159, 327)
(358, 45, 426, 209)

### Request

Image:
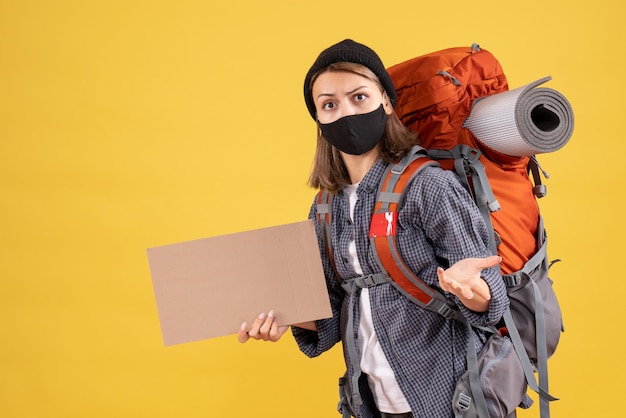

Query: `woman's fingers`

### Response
(238, 321, 250, 343)
(477, 255, 502, 270)
(247, 312, 269, 340)
(238, 310, 287, 343)
(437, 266, 485, 301)
(258, 311, 276, 340)
(472, 283, 492, 301)
(269, 320, 289, 342)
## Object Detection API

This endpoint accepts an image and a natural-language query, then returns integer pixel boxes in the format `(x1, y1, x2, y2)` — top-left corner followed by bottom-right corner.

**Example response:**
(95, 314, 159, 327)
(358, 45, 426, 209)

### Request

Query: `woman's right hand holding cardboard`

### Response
(238, 310, 289, 343)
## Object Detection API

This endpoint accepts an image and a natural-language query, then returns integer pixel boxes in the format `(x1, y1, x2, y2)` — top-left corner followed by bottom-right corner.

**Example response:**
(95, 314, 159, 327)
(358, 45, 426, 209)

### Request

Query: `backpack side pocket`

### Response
(452, 333, 528, 418)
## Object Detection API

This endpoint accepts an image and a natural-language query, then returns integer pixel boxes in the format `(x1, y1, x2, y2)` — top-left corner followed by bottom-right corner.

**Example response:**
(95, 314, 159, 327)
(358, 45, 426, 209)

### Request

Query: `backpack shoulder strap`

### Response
(429, 144, 502, 256)
(315, 189, 336, 273)
(316, 146, 465, 321)
(369, 146, 463, 320)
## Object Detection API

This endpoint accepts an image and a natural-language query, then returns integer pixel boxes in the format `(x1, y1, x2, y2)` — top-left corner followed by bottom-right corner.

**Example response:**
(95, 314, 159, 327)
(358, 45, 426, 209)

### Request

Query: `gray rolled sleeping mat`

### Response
(463, 76, 574, 157)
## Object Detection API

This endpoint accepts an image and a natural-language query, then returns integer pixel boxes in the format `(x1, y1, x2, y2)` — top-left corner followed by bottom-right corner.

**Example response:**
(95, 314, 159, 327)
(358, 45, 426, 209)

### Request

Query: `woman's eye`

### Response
(354, 93, 367, 102)
(322, 102, 335, 110)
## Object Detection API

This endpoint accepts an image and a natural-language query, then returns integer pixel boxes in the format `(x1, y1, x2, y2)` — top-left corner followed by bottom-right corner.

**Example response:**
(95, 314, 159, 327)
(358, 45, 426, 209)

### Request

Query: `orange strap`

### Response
(369, 155, 443, 306)
(317, 147, 460, 318)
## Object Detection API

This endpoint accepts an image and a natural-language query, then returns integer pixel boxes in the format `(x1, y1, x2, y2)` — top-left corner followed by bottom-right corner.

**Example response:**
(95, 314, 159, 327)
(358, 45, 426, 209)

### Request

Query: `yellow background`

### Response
(1, 1, 622, 416)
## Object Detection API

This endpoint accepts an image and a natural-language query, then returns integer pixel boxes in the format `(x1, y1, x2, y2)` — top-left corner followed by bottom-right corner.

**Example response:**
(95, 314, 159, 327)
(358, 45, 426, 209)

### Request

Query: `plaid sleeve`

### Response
(290, 196, 344, 357)
(400, 166, 509, 326)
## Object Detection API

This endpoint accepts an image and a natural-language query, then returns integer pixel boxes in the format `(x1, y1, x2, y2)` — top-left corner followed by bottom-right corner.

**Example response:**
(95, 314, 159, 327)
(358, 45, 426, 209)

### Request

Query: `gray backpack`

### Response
(325, 44, 569, 417)
(318, 146, 564, 418)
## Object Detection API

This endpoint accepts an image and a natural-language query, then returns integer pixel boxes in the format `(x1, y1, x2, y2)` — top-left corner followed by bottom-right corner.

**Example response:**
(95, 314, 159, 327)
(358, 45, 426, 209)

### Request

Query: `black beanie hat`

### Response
(303, 39, 396, 120)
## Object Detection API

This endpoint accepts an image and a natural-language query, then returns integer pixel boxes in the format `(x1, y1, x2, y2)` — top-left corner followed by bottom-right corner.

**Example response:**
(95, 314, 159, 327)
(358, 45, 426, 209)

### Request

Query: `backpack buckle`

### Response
(503, 272, 529, 287)
(356, 275, 378, 288)
(456, 393, 472, 411)
(345, 273, 391, 290)
(436, 303, 458, 320)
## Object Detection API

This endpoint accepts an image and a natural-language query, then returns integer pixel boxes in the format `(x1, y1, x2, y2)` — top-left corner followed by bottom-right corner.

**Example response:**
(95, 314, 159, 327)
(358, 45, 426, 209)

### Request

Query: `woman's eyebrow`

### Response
(346, 85, 369, 95)
(316, 85, 369, 100)
(316, 92, 335, 100)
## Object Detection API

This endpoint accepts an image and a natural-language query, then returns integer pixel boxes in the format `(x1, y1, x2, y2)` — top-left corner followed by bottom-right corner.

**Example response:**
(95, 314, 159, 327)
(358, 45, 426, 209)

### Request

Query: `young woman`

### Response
(238, 39, 509, 418)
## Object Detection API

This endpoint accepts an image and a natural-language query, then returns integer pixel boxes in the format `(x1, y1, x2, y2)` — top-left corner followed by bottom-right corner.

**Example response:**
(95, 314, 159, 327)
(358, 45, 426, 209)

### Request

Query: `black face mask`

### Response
(317, 105, 388, 155)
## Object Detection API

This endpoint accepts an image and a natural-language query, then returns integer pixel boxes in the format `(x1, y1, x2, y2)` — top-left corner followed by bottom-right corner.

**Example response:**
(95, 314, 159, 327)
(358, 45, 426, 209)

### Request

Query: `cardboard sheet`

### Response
(147, 220, 332, 346)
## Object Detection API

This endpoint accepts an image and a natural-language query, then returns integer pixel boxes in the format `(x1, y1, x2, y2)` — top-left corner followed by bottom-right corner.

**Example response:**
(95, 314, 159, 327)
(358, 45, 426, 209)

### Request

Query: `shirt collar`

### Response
(340, 158, 387, 196)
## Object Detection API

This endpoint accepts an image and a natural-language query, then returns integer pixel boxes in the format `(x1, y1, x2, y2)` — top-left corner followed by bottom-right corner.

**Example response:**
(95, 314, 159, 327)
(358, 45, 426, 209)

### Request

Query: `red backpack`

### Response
(388, 44, 540, 275)
(320, 44, 568, 418)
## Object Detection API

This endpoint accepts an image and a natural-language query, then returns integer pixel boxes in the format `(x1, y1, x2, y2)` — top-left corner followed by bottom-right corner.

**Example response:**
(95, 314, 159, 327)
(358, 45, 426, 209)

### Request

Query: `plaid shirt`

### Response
(292, 158, 509, 418)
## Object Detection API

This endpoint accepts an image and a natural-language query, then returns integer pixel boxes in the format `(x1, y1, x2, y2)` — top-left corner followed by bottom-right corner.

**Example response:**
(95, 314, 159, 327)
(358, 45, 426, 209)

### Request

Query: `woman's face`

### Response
(312, 70, 388, 124)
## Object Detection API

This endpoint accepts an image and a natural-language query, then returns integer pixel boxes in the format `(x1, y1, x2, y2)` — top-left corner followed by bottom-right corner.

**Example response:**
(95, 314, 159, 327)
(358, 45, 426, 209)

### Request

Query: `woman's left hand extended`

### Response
(436, 255, 501, 310)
